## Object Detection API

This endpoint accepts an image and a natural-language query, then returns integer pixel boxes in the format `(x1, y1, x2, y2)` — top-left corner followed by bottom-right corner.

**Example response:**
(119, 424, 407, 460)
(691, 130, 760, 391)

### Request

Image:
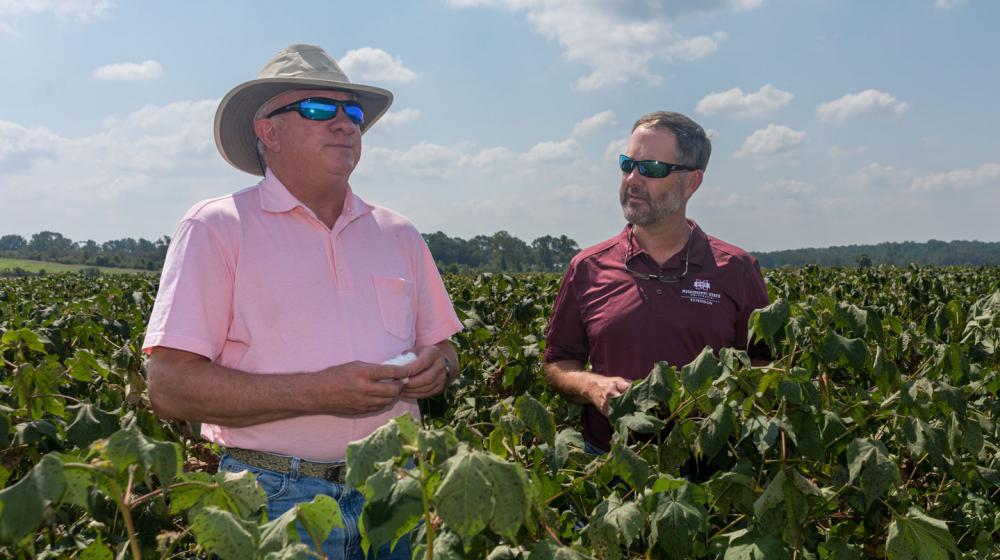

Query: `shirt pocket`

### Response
(372, 275, 415, 342)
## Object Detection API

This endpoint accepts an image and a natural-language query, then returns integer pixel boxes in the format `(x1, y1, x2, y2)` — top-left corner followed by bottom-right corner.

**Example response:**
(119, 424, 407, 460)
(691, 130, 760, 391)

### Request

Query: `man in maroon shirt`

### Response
(544, 111, 770, 453)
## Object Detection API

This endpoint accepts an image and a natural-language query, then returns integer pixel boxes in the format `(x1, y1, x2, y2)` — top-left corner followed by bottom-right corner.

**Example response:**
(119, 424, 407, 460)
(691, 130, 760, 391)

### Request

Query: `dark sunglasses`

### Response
(619, 154, 696, 179)
(266, 97, 364, 125)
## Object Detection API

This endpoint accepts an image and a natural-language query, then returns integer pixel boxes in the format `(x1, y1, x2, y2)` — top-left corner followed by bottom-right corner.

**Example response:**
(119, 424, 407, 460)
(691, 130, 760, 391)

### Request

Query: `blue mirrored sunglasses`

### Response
(266, 97, 364, 125)
(619, 154, 696, 178)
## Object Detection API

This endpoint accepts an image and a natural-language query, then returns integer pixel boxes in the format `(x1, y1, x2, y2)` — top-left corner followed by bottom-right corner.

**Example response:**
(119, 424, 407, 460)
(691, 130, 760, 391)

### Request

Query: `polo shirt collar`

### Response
(620, 220, 711, 269)
(258, 169, 374, 222)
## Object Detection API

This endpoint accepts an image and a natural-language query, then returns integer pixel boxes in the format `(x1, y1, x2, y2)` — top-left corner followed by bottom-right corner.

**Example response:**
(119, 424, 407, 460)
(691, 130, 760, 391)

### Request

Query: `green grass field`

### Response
(0, 257, 150, 275)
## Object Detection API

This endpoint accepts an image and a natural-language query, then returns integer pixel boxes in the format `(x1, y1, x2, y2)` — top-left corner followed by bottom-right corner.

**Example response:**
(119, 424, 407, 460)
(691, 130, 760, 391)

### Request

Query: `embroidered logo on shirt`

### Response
(682, 279, 721, 306)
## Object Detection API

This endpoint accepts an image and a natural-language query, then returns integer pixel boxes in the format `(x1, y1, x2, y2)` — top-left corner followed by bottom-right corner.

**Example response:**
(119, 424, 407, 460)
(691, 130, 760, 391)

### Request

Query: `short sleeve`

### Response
(737, 258, 772, 360)
(412, 236, 462, 347)
(143, 218, 235, 359)
(544, 262, 590, 365)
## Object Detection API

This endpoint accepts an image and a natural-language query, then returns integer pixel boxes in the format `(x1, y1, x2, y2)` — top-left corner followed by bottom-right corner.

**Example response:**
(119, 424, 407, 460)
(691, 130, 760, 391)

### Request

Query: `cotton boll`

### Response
(381, 352, 416, 383)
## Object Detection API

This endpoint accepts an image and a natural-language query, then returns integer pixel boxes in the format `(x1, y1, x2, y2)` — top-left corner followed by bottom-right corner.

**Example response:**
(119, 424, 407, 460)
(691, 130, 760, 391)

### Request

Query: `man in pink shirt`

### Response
(143, 44, 461, 559)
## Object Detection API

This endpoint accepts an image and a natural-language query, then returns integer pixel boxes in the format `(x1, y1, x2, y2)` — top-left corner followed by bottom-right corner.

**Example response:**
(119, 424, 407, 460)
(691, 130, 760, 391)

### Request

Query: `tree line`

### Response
(754, 239, 1000, 268)
(0, 230, 581, 274)
(3, 231, 999, 273)
(0, 231, 169, 271)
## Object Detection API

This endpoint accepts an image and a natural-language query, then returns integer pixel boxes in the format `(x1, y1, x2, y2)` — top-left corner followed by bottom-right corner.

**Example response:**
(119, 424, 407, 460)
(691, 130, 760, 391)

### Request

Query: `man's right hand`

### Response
(324, 361, 412, 416)
(587, 376, 633, 417)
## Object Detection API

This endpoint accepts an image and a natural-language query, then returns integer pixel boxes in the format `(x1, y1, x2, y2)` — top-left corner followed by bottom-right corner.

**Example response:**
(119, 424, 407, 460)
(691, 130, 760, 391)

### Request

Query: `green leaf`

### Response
(615, 412, 666, 435)
(834, 302, 869, 337)
(103, 425, 181, 483)
(346, 420, 405, 487)
(0, 454, 66, 545)
(190, 506, 259, 560)
(297, 494, 345, 555)
(722, 529, 791, 560)
(526, 540, 591, 559)
(749, 299, 791, 347)
(786, 409, 826, 462)
(217, 469, 268, 518)
(65, 404, 120, 448)
(434, 448, 494, 545)
(846, 438, 900, 510)
(612, 362, 678, 422)
(697, 402, 735, 461)
(360, 463, 420, 554)
(741, 415, 781, 456)
(820, 332, 870, 372)
(885, 507, 960, 560)
(258, 507, 300, 556)
(590, 492, 643, 549)
(705, 471, 755, 516)
(482, 455, 531, 541)
(607, 443, 650, 490)
(681, 347, 722, 395)
(650, 483, 707, 559)
(515, 395, 556, 446)
(78, 535, 113, 560)
(66, 349, 110, 382)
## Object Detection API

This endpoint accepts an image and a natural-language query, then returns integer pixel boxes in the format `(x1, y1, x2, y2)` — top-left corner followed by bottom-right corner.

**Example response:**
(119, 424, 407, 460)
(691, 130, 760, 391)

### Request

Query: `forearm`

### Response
(148, 356, 327, 427)
(147, 347, 408, 427)
(543, 360, 601, 405)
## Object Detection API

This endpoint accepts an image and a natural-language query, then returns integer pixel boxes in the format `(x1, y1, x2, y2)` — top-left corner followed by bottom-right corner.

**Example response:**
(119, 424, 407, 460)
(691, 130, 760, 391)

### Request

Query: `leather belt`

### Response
(224, 447, 347, 483)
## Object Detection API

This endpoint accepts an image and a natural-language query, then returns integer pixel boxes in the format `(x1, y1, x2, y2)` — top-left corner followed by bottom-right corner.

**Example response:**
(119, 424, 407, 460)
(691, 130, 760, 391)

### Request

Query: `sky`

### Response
(1, 0, 998, 252)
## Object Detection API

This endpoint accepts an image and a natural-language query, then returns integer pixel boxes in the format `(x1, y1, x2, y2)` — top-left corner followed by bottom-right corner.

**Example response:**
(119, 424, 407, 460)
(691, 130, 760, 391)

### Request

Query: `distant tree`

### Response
(0, 234, 27, 252)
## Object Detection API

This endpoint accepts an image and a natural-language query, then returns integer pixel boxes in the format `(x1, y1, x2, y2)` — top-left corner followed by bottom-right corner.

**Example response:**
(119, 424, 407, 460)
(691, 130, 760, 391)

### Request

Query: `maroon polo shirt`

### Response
(544, 221, 770, 451)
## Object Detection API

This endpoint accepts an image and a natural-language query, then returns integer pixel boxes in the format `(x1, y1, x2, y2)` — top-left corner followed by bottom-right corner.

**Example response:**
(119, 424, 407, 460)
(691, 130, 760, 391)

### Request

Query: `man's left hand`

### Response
(400, 342, 455, 399)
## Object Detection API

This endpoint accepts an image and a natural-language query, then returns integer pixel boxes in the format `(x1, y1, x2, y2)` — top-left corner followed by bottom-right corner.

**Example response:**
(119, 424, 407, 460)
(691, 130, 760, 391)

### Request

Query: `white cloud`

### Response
(92, 60, 164, 82)
(829, 145, 868, 158)
(446, 0, 757, 90)
(363, 142, 515, 179)
(377, 108, 421, 128)
(604, 136, 629, 159)
(0, 0, 112, 20)
(816, 89, 908, 123)
(935, 0, 964, 9)
(468, 146, 514, 168)
(520, 138, 578, 163)
(339, 47, 417, 83)
(696, 84, 793, 118)
(735, 124, 807, 157)
(573, 110, 616, 136)
(0, 99, 225, 240)
(910, 163, 1000, 192)
(762, 179, 814, 196)
(853, 163, 909, 190)
(552, 183, 601, 203)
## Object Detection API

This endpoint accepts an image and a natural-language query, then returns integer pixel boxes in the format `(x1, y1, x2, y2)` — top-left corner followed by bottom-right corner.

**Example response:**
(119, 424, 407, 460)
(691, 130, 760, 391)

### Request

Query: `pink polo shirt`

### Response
(143, 170, 462, 461)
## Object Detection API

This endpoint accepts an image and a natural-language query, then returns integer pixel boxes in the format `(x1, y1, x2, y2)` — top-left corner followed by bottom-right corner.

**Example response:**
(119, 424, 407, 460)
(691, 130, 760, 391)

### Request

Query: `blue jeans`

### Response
(219, 454, 412, 560)
(584, 439, 608, 455)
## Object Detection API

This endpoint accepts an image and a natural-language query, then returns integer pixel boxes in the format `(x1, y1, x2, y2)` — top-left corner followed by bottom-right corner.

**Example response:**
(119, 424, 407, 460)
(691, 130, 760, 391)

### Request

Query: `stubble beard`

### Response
(620, 185, 683, 227)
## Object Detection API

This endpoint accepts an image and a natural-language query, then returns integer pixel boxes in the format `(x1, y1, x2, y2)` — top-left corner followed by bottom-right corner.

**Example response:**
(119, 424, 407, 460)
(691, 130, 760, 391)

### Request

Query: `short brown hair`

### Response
(632, 111, 711, 171)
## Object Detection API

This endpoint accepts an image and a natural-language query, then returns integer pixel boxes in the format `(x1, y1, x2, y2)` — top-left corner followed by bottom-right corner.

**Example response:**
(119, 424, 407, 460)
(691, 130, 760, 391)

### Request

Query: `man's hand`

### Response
(400, 342, 457, 399)
(588, 376, 632, 417)
(324, 361, 412, 416)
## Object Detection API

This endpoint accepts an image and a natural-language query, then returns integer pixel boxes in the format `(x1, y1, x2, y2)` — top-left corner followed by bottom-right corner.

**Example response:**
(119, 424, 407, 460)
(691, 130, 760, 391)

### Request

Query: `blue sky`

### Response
(1, 0, 997, 252)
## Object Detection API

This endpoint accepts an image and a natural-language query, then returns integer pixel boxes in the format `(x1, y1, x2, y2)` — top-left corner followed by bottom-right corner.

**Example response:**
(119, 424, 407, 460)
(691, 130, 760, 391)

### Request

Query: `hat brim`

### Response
(214, 77, 393, 176)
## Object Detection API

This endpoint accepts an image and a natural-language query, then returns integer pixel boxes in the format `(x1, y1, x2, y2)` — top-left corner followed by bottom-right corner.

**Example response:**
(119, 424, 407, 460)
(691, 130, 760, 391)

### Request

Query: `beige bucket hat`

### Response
(214, 44, 393, 176)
